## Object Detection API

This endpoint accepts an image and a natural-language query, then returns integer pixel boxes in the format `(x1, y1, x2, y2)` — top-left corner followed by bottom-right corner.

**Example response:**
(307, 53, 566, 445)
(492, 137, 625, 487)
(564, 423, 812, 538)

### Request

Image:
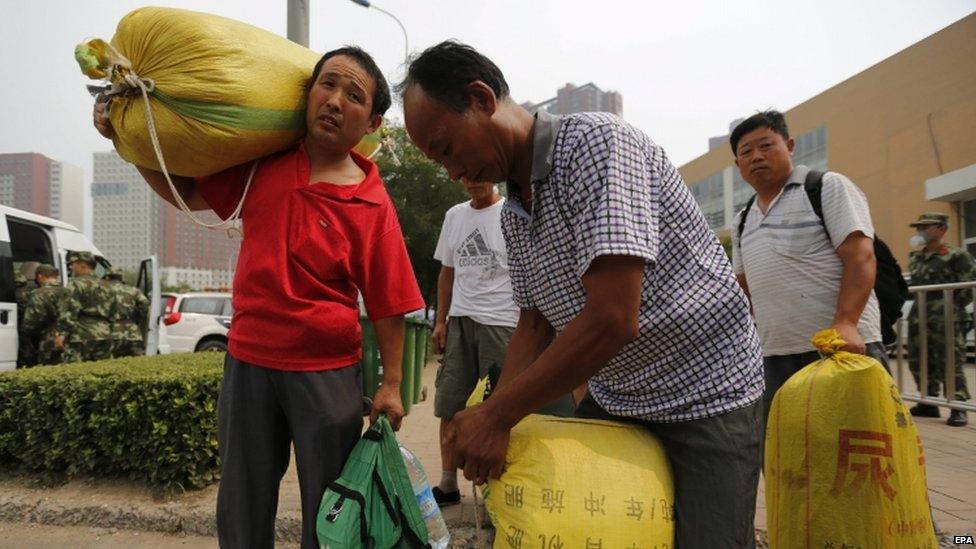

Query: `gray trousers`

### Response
(435, 316, 515, 419)
(576, 395, 762, 548)
(217, 354, 363, 549)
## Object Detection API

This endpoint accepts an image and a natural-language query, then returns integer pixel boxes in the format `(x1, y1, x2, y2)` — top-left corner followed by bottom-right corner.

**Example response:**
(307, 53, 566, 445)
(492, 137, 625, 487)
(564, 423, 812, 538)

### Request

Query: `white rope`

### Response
(126, 74, 255, 229)
(472, 481, 486, 547)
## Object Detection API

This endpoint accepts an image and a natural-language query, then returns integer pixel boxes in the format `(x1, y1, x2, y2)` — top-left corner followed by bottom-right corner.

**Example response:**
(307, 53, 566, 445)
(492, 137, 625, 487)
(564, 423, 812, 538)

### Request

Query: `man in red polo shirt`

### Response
(94, 47, 424, 549)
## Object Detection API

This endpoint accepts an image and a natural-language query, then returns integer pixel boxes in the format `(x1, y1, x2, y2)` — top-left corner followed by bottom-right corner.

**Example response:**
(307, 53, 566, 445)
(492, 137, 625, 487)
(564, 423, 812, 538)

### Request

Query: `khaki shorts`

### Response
(434, 316, 513, 420)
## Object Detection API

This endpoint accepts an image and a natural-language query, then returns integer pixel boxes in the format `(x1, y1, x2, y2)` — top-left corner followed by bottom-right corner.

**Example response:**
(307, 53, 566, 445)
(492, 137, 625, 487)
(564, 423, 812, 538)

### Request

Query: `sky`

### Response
(1, 0, 973, 231)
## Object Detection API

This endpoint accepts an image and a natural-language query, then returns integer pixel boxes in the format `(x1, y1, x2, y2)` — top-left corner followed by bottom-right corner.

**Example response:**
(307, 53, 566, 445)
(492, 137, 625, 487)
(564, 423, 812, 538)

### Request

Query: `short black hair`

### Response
(309, 46, 391, 117)
(397, 40, 510, 112)
(730, 110, 790, 155)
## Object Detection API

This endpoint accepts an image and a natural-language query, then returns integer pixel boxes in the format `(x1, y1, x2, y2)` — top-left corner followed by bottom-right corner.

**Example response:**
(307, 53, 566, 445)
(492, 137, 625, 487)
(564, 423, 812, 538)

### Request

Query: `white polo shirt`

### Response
(731, 165, 882, 356)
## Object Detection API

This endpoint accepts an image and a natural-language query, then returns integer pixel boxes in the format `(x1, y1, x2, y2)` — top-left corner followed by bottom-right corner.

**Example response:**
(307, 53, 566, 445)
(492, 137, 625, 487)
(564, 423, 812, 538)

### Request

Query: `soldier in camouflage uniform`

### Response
(65, 251, 114, 362)
(22, 264, 78, 365)
(102, 267, 149, 357)
(14, 271, 38, 367)
(907, 212, 973, 427)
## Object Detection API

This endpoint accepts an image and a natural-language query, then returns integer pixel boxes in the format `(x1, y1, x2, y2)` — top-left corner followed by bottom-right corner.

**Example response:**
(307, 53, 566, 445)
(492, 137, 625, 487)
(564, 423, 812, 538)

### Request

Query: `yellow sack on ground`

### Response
(76, 7, 380, 177)
(765, 329, 937, 548)
(466, 380, 675, 547)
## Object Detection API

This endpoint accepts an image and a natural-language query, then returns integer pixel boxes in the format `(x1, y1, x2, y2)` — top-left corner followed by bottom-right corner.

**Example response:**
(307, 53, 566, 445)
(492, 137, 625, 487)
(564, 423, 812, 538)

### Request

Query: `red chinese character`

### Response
(830, 430, 896, 501)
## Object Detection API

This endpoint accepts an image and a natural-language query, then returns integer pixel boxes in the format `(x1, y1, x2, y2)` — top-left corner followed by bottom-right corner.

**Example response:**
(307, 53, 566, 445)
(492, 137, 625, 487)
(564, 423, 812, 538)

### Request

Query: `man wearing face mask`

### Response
(907, 212, 974, 426)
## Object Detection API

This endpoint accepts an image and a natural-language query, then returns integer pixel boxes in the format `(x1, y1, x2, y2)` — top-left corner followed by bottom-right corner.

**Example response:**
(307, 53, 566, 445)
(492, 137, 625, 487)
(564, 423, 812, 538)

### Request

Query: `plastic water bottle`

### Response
(399, 443, 450, 548)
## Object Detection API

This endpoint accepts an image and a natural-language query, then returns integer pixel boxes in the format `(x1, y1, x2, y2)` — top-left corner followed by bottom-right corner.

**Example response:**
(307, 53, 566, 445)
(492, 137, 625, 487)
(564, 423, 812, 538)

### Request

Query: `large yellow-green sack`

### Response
(76, 7, 380, 177)
(765, 329, 937, 548)
(465, 380, 674, 547)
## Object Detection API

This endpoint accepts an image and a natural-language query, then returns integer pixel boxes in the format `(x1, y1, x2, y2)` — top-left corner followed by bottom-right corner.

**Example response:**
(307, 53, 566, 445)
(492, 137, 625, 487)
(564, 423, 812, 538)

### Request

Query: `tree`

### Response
(719, 234, 733, 259)
(373, 126, 468, 314)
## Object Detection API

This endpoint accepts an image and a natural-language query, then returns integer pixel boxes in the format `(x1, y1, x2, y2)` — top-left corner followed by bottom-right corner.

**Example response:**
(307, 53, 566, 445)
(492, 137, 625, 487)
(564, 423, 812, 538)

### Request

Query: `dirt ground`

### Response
(0, 522, 281, 549)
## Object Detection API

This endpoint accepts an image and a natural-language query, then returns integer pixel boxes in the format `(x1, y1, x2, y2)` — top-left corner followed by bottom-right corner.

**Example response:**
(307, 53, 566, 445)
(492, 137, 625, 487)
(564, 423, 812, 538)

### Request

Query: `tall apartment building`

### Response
(92, 151, 240, 288)
(49, 161, 85, 231)
(522, 82, 624, 118)
(0, 153, 87, 232)
(0, 153, 53, 217)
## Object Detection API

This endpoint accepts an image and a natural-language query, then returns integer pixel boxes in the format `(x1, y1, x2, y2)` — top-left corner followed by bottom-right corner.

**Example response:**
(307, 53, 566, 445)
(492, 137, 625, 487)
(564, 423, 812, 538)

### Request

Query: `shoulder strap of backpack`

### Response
(737, 194, 757, 239)
(803, 169, 826, 225)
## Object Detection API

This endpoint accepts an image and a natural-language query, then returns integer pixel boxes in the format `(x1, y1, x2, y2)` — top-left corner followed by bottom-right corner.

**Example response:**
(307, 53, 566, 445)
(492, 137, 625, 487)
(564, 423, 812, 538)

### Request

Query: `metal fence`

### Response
(892, 280, 976, 412)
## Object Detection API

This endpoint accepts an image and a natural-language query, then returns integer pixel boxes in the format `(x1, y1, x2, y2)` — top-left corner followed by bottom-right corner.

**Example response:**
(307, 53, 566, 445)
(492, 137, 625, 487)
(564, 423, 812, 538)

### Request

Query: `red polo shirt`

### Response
(195, 144, 424, 371)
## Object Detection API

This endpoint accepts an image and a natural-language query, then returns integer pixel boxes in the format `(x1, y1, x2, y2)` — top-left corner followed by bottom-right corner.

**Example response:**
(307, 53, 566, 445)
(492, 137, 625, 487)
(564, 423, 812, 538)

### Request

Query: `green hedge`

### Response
(0, 353, 223, 491)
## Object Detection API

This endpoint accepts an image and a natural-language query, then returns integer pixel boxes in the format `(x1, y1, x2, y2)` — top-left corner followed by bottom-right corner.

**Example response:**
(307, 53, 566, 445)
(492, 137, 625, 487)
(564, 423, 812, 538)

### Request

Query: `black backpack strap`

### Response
(803, 169, 827, 227)
(737, 194, 756, 239)
(371, 469, 401, 527)
(372, 469, 431, 548)
(327, 481, 371, 544)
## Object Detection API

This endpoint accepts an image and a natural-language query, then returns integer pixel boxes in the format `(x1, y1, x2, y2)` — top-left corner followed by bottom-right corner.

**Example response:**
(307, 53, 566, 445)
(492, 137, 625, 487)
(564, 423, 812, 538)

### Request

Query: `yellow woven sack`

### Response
(466, 380, 675, 547)
(765, 329, 937, 548)
(75, 7, 380, 178)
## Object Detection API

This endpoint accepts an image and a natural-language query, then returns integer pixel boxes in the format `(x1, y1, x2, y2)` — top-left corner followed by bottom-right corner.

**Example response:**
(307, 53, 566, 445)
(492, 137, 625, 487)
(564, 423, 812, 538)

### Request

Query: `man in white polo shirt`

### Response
(730, 110, 889, 427)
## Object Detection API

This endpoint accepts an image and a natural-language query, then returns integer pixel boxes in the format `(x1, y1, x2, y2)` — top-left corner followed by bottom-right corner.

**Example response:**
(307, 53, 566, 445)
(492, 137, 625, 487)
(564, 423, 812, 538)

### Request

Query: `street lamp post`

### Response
(287, 1, 408, 62)
(347, 0, 410, 62)
(287, 0, 310, 46)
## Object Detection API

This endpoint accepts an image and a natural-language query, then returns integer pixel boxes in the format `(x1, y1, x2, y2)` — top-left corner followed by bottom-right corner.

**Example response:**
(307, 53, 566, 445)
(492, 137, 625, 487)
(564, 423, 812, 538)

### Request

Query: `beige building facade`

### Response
(679, 13, 976, 267)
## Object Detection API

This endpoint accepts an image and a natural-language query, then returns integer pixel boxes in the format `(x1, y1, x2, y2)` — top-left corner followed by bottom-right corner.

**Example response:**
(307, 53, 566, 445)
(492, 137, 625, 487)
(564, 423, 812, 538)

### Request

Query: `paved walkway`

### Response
(0, 358, 972, 547)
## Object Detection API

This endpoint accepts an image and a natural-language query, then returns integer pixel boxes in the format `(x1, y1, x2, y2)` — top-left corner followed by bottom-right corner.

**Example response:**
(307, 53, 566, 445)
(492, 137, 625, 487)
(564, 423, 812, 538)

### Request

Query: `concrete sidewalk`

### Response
(0, 357, 973, 547)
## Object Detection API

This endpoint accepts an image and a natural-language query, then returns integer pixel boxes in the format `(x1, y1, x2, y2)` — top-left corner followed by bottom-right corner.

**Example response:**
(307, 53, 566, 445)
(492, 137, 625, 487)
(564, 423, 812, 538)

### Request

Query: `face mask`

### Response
(909, 234, 927, 248)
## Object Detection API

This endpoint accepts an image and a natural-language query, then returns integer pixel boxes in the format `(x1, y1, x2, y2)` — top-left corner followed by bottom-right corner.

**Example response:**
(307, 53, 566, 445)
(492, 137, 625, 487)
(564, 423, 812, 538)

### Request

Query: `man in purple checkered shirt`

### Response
(400, 41, 765, 546)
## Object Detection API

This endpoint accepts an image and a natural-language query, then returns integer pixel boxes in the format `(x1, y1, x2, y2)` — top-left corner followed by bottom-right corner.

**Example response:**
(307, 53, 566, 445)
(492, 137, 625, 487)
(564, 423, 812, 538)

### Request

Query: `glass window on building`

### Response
(690, 171, 725, 230)
(732, 169, 753, 216)
(793, 125, 828, 172)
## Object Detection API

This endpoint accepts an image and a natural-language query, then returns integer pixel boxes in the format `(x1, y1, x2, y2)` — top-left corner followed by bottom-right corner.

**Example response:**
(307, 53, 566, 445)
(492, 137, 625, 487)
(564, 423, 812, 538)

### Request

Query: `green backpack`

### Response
(316, 416, 430, 548)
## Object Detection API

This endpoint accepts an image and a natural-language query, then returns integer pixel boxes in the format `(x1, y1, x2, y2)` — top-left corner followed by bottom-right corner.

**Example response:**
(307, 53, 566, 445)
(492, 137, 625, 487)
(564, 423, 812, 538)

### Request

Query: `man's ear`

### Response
(786, 137, 795, 154)
(367, 114, 383, 135)
(467, 81, 498, 117)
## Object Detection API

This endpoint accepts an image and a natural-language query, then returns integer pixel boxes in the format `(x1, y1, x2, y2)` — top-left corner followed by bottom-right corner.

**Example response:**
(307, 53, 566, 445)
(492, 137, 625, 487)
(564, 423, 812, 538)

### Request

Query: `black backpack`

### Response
(737, 170, 908, 345)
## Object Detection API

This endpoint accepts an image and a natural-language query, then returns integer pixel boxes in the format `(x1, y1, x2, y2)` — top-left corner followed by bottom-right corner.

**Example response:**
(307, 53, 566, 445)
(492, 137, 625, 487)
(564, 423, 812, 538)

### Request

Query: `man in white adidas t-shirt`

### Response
(729, 111, 889, 428)
(431, 179, 518, 506)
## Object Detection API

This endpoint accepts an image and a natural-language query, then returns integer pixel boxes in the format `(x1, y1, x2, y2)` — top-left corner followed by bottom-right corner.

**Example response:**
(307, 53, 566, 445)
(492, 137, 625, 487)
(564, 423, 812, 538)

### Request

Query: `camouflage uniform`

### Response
(66, 252, 114, 362)
(104, 270, 149, 357)
(22, 277, 78, 365)
(908, 216, 974, 402)
(14, 274, 38, 367)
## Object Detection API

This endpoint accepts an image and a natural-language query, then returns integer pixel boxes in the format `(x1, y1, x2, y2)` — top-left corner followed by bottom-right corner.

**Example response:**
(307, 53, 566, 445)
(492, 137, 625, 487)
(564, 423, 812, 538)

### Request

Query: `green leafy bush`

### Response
(0, 353, 223, 491)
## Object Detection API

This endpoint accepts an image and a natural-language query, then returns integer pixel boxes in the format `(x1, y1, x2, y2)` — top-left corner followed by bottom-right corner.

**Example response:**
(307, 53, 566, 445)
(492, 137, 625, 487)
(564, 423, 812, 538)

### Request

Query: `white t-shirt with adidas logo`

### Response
(434, 198, 519, 328)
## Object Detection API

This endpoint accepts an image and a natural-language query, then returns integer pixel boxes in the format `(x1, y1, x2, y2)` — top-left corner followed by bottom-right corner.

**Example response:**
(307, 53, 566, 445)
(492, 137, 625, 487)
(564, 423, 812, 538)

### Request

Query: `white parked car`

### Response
(162, 292, 231, 353)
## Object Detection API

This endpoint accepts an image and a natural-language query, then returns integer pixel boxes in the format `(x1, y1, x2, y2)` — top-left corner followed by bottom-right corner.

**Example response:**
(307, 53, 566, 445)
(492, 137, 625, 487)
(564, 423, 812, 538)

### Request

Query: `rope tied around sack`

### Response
(127, 73, 256, 231)
(92, 40, 255, 233)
